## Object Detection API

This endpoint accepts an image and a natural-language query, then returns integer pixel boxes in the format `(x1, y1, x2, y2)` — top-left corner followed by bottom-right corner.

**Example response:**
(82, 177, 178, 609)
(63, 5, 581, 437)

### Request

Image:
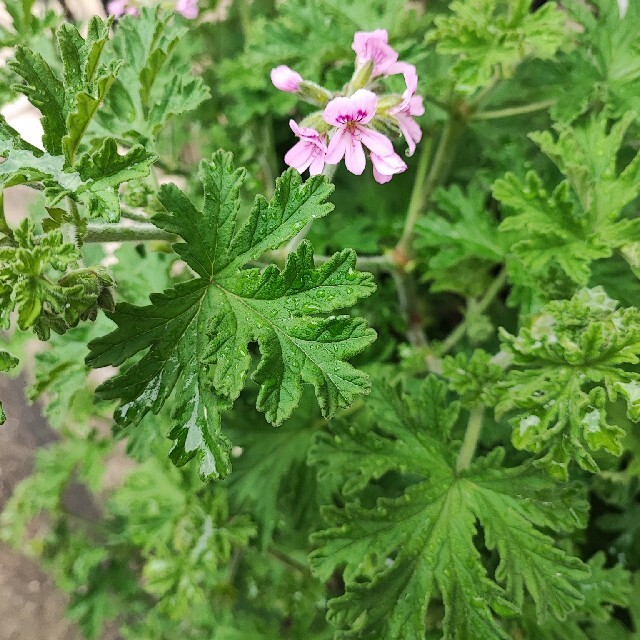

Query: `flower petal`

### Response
(344, 136, 366, 175)
(370, 152, 407, 176)
(358, 126, 394, 156)
(325, 127, 348, 164)
(373, 166, 393, 184)
(352, 30, 398, 77)
(285, 141, 314, 172)
(397, 115, 422, 156)
(176, 0, 198, 19)
(323, 97, 353, 127)
(349, 89, 378, 124)
(309, 153, 325, 176)
(409, 95, 425, 117)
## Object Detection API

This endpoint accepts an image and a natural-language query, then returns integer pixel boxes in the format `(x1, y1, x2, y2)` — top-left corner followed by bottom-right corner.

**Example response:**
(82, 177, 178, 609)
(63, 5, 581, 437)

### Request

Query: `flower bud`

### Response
(176, 0, 198, 19)
(297, 81, 333, 107)
(348, 60, 374, 93)
(270, 65, 303, 93)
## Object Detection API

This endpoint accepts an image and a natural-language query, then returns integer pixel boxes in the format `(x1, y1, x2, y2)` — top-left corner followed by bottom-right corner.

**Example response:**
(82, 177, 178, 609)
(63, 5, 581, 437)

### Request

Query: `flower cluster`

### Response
(271, 30, 424, 184)
(107, 0, 198, 19)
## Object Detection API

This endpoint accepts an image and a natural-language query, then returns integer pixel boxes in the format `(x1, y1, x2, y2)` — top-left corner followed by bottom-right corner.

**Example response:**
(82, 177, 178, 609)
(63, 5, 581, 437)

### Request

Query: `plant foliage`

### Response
(1, 1, 640, 638)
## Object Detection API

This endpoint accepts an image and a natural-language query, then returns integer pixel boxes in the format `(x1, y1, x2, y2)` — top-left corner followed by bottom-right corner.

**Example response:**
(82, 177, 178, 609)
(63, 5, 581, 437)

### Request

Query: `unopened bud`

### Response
(270, 65, 303, 93)
(298, 81, 333, 107)
(348, 60, 374, 93)
(376, 94, 404, 113)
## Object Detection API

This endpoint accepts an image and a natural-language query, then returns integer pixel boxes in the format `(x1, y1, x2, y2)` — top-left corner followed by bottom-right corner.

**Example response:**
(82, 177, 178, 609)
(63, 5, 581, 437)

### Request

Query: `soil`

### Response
(0, 376, 85, 640)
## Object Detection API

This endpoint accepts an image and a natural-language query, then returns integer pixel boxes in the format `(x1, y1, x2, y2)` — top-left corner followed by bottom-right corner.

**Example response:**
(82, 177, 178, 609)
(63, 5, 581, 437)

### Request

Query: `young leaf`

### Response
(0, 136, 155, 220)
(226, 393, 323, 547)
(511, 553, 631, 639)
(496, 287, 640, 479)
(0, 219, 116, 339)
(427, 0, 566, 95)
(10, 17, 117, 159)
(0, 348, 19, 425)
(2, 17, 156, 221)
(414, 183, 508, 297)
(310, 377, 589, 639)
(93, 8, 210, 146)
(494, 113, 640, 288)
(551, 0, 640, 123)
(87, 152, 376, 480)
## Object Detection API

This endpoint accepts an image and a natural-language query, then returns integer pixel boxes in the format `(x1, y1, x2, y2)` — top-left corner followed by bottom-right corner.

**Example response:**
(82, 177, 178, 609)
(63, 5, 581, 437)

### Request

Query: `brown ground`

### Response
(0, 376, 85, 640)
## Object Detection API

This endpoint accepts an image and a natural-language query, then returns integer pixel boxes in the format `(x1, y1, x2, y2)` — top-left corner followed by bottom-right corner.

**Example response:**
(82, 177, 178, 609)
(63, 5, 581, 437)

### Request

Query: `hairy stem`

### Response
(396, 117, 461, 258)
(472, 99, 556, 121)
(84, 222, 176, 243)
(439, 268, 507, 356)
(268, 546, 311, 575)
(456, 405, 484, 473)
(391, 268, 428, 348)
(311, 252, 391, 271)
(120, 207, 151, 223)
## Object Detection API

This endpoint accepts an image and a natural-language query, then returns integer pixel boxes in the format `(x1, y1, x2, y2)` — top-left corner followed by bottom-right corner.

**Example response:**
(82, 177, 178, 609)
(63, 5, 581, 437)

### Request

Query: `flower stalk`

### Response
(456, 405, 484, 473)
(84, 222, 176, 243)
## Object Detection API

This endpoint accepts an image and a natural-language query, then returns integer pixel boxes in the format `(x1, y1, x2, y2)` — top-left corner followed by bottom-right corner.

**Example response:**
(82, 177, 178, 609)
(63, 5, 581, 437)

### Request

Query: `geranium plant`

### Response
(1, 0, 640, 638)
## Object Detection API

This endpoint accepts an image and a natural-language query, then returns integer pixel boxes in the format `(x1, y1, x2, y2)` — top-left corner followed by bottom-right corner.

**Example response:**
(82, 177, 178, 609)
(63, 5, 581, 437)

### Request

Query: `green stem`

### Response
(84, 222, 176, 243)
(260, 116, 278, 199)
(311, 252, 390, 271)
(268, 546, 310, 575)
(391, 268, 427, 348)
(120, 207, 150, 223)
(439, 268, 507, 356)
(64, 197, 84, 265)
(456, 405, 484, 473)
(396, 117, 460, 257)
(472, 99, 556, 121)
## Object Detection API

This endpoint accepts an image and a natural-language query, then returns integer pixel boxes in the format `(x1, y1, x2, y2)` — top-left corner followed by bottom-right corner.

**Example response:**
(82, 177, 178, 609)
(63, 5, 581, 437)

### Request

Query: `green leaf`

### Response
(495, 173, 609, 286)
(495, 287, 640, 478)
(427, 0, 566, 96)
(28, 318, 114, 430)
(0, 0, 58, 48)
(0, 433, 109, 546)
(109, 461, 255, 619)
(414, 183, 508, 297)
(10, 17, 116, 159)
(93, 8, 209, 146)
(494, 113, 640, 289)
(310, 377, 589, 639)
(227, 394, 322, 547)
(0, 219, 116, 338)
(512, 552, 631, 639)
(551, 0, 640, 123)
(0, 348, 19, 425)
(2, 17, 156, 221)
(0, 138, 155, 222)
(10, 45, 66, 154)
(530, 113, 640, 225)
(87, 152, 376, 480)
(442, 349, 504, 407)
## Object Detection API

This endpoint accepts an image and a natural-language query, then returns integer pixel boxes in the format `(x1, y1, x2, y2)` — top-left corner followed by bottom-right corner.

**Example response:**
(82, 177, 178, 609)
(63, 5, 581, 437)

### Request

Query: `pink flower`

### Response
(270, 66, 303, 93)
(352, 29, 401, 78)
(107, 0, 137, 16)
(371, 152, 407, 184)
(284, 120, 327, 176)
(176, 0, 198, 19)
(323, 89, 394, 175)
(389, 64, 424, 156)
